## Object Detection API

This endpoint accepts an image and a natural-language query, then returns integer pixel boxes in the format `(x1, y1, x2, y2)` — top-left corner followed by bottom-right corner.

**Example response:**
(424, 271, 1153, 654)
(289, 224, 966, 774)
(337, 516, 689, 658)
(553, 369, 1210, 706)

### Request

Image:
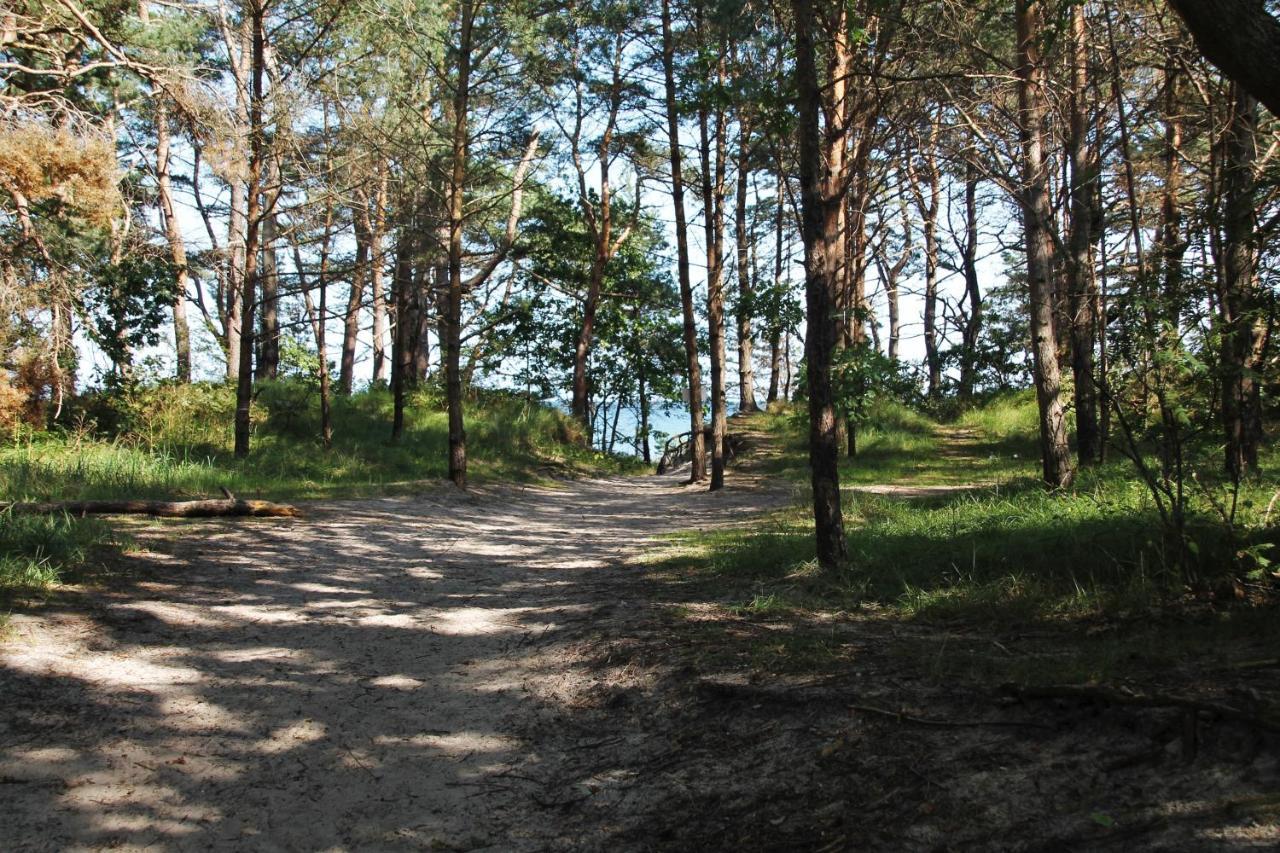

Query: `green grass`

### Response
(0, 510, 117, 603)
(0, 381, 646, 600)
(652, 396, 1280, 680)
(746, 399, 1036, 487)
(2, 382, 645, 503)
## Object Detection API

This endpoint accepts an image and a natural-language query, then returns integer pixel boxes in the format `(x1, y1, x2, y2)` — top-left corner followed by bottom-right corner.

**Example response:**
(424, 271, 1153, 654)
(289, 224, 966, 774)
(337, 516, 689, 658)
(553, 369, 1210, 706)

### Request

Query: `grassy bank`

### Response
(651, 396, 1280, 682)
(0, 381, 644, 599)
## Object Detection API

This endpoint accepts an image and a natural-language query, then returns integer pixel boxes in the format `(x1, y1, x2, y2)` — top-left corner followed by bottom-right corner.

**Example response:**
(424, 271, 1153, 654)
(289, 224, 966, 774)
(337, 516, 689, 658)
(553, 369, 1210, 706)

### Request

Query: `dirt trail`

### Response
(3, 433, 1277, 851)
(0, 470, 791, 851)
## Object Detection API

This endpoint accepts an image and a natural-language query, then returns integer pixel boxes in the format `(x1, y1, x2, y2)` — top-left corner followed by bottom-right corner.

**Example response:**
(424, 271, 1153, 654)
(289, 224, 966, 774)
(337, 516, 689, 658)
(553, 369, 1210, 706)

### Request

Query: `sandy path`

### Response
(0, 472, 791, 852)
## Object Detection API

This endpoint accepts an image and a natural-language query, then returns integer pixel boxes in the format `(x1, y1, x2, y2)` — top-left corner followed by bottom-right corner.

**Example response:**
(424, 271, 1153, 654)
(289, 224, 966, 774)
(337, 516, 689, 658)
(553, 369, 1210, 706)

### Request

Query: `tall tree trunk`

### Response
(371, 171, 390, 385)
(766, 168, 785, 404)
(792, 0, 848, 571)
(233, 3, 265, 458)
(638, 356, 651, 464)
(445, 0, 474, 488)
(153, 101, 192, 383)
(910, 128, 942, 398)
(317, 202, 333, 448)
(1016, 0, 1074, 489)
(415, 257, 433, 381)
(877, 197, 911, 362)
(340, 214, 369, 395)
(735, 118, 759, 413)
(698, 12, 729, 492)
(226, 173, 246, 381)
(1218, 86, 1264, 477)
(1157, 61, 1187, 320)
(257, 200, 279, 381)
(662, 0, 706, 479)
(958, 161, 982, 399)
(390, 228, 415, 441)
(1066, 5, 1101, 466)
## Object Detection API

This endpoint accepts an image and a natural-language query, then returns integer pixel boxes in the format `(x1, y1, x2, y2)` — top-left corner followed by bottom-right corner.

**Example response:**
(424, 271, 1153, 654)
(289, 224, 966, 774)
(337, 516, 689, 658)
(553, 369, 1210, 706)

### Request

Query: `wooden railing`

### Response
(656, 427, 745, 474)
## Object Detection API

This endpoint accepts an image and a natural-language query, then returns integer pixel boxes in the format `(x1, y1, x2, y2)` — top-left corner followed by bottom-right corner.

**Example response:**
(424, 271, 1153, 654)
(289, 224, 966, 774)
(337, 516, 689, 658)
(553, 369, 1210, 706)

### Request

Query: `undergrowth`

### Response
(1, 381, 644, 503)
(650, 396, 1280, 681)
(0, 510, 116, 603)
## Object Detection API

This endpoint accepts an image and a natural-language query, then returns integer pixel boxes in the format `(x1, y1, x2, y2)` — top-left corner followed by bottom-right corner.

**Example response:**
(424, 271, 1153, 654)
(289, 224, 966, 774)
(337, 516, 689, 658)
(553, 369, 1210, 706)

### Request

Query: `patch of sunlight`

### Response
(115, 602, 224, 629)
(209, 646, 303, 664)
(253, 718, 328, 755)
(373, 731, 515, 757)
(367, 674, 424, 690)
(9, 746, 79, 764)
(431, 606, 530, 636)
(156, 695, 251, 734)
(6, 651, 205, 689)
(357, 613, 418, 628)
(404, 566, 445, 580)
(290, 582, 363, 595)
(213, 604, 307, 623)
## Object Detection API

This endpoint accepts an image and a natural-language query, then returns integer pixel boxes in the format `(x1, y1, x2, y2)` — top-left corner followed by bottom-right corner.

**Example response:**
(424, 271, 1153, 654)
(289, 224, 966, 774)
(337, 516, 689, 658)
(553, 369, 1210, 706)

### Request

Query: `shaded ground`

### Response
(2, 426, 1277, 851)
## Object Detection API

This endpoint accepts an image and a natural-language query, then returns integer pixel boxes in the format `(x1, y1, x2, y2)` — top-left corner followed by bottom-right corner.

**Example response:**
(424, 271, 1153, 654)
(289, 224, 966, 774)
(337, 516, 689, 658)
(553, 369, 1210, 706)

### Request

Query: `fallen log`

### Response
(1, 498, 299, 519)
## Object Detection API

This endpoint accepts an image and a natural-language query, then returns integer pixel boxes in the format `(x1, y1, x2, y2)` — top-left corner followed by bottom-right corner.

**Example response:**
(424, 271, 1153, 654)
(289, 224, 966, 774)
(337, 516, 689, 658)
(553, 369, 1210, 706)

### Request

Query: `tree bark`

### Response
(1066, 5, 1101, 466)
(1016, 0, 1074, 489)
(876, 196, 911, 362)
(958, 161, 982, 399)
(792, 0, 848, 571)
(735, 116, 759, 414)
(444, 0, 475, 488)
(233, 3, 266, 459)
(257, 198, 279, 381)
(316, 176, 334, 448)
(1166, 0, 1280, 118)
(697, 6, 729, 492)
(661, 0, 706, 480)
(340, 211, 370, 395)
(766, 168, 785, 405)
(909, 129, 942, 397)
(1218, 86, 1264, 477)
(370, 169, 390, 385)
(225, 171, 246, 381)
(153, 100, 192, 383)
(389, 226, 416, 442)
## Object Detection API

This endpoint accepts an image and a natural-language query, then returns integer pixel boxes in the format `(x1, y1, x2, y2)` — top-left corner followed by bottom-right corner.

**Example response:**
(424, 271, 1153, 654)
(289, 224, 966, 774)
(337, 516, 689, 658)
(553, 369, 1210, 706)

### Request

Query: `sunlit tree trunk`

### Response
(340, 211, 369, 395)
(697, 8, 729, 491)
(766, 168, 786, 405)
(444, 0, 475, 488)
(257, 193, 279, 382)
(1218, 85, 1264, 477)
(735, 117, 759, 414)
(390, 226, 416, 441)
(370, 169, 390, 385)
(909, 126, 941, 398)
(153, 100, 192, 383)
(233, 2, 266, 458)
(958, 161, 982, 400)
(1066, 5, 1101, 466)
(793, 0, 848, 570)
(1016, 0, 1074, 489)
